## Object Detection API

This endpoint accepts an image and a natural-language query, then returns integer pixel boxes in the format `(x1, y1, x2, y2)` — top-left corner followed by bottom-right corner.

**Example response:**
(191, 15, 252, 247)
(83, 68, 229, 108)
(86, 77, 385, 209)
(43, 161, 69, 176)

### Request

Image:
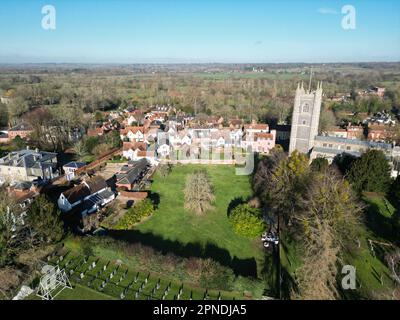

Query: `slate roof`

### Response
(63, 184, 91, 205)
(315, 135, 392, 150)
(0, 149, 57, 169)
(63, 161, 86, 169)
(85, 176, 108, 193)
(116, 158, 149, 185)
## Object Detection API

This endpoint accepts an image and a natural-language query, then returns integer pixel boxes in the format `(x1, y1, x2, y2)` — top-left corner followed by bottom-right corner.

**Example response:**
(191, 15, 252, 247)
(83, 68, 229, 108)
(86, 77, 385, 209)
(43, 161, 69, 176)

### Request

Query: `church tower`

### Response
(289, 81, 323, 154)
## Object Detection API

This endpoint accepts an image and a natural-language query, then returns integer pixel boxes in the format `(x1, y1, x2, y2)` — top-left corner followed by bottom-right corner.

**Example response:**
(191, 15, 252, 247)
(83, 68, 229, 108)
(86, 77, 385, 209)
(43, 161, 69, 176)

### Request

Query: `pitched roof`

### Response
(116, 158, 149, 185)
(255, 133, 274, 140)
(244, 124, 269, 130)
(63, 184, 91, 204)
(85, 176, 108, 193)
(137, 150, 155, 157)
(120, 126, 146, 136)
(123, 141, 147, 152)
(63, 161, 86, 169)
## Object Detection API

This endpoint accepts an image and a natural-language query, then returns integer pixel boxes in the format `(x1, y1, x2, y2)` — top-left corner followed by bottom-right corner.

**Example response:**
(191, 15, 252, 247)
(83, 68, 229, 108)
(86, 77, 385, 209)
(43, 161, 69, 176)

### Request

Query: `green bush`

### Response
(116, 199, 154, 229)
(229, 204, 265, 238)
(84, 136, 99, 154)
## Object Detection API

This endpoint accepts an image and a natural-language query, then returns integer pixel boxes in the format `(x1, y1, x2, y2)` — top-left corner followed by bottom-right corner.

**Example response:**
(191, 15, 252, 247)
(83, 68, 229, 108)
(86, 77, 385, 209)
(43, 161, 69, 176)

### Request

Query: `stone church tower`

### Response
(289, 81, 323, 154)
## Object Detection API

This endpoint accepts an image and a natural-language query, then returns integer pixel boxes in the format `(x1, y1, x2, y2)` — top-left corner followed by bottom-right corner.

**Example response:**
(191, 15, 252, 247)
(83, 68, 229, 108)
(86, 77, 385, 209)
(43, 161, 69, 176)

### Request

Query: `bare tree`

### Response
(293, 168, 363, 300)
(184, 171, 215, 215)
(385, 249, 400, 285)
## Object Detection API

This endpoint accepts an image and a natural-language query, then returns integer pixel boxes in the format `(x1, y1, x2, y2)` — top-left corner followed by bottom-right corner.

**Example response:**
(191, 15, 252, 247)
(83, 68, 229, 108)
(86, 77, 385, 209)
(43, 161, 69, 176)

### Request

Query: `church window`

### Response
(302, 103, 310, 112)
(302, 120, 307, 125)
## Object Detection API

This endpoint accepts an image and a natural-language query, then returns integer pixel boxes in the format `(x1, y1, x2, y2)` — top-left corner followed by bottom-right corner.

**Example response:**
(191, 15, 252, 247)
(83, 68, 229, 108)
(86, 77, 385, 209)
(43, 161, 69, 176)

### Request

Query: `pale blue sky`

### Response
(0, 0, 399, 63)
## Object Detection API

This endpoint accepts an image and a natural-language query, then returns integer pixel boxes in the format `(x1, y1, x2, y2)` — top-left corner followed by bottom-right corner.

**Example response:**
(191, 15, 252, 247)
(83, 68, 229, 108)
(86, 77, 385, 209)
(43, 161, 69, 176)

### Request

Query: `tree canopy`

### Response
(184, 170, 215, 215)
(229, 204, 265, 238)
(348, 149, 392, 194)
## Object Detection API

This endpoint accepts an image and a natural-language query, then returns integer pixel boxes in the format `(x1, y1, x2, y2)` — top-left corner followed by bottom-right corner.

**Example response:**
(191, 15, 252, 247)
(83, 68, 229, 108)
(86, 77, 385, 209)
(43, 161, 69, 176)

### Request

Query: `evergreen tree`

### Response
(26, 195, 64, 243)
(348, 149, 391, 194)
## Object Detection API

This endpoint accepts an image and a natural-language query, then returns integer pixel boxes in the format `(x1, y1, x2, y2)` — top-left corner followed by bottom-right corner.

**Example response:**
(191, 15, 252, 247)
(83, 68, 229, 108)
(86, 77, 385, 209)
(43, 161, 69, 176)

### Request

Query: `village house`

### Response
(205, 116, 224, 128)
(325, 124, 364, 140)
(367, 123, 393, 142)
(115, 158, 150, 191)
(241, 123, 276, 154)
(124, 114, 139, 126)
(57, 176, 115, 214)
(0, 148, 58, 183)
(63, 161, 86, 181)
(241, 131, 276, 153)
(151, 105, 173, 117)
(8, 123, 33, 140)
(229, 128, 243, 146)
(133, 150, 157, 165)
(122, 141, 147, 160)
(122, 141, 157, 164)
(0, 132, 9, 144)
(5, 182, 40, 232)
(347, 125, 364, 139)
(229, 119, 244, 129)
(87, 127, 104, 137)
(145, 127, 160, 144)
(120, 126, 147, 142)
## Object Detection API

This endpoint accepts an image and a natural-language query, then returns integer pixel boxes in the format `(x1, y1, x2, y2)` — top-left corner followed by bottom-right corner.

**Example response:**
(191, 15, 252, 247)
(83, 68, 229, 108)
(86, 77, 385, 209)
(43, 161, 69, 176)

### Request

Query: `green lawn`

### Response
(136, 165, 264, 277)
(55, 284, 116, 300)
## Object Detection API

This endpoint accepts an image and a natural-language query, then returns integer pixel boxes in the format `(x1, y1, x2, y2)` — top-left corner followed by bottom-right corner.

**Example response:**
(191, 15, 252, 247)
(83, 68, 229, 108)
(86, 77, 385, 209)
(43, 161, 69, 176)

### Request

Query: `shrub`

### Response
(116, 199, 154, 229)
(84, 136, 99, 154)
(229, 204, 265, 238)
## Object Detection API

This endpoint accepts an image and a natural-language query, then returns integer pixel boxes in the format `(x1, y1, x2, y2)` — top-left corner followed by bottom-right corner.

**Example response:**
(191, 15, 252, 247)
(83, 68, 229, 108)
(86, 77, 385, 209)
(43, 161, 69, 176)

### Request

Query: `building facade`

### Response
(289, 82, 323, 154)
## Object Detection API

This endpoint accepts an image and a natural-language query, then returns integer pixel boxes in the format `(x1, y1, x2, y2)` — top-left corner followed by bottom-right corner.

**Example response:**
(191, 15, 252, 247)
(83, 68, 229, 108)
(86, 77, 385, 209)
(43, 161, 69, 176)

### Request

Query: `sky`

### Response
(0, 0, 399, 63)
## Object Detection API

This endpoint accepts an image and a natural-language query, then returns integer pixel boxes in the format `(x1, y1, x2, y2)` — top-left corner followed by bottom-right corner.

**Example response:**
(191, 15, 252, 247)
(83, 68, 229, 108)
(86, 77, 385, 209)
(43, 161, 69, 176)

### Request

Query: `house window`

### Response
(328, 144, 333, 148)
(346, 146, 351, 150)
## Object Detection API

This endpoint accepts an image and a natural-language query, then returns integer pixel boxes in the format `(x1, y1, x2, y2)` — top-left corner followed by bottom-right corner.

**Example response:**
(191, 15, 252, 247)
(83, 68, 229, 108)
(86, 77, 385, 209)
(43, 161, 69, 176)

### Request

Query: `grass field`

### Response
(55, 284, 116, 300)
(134, 164, 264, 277)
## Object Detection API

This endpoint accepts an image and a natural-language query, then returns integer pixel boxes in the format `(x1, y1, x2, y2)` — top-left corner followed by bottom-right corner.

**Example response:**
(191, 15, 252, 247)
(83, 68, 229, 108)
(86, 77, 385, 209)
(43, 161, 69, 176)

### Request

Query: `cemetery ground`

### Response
(280, 192, 398, 299)
(29, 247, 242, 300)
